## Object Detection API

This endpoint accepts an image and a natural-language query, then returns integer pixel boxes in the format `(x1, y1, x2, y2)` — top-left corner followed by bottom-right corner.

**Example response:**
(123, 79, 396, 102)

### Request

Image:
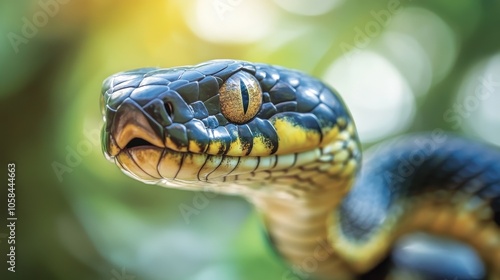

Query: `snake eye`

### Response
(219, 71, 262, 124)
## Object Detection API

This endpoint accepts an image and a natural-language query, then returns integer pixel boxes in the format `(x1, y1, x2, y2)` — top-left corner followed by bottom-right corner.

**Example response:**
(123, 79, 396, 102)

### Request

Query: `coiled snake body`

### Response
(101, 60, 500, 279)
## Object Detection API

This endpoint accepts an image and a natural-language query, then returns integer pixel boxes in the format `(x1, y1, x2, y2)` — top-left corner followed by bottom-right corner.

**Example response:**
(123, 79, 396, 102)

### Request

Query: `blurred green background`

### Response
(1, 0, 500, 279)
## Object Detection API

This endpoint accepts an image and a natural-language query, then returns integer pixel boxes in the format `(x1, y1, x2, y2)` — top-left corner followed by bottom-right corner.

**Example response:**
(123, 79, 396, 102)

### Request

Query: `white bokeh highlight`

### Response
(185, 0, 277, 44)
(374, 31, 433, 97)
(323, 51, 415, 143)
(388, 8, 457, 84)
(457, 53, 500, 146)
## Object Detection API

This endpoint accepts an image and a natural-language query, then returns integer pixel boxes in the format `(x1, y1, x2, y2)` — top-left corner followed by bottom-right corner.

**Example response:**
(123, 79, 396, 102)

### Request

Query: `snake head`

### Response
(100, 60, 360, 194)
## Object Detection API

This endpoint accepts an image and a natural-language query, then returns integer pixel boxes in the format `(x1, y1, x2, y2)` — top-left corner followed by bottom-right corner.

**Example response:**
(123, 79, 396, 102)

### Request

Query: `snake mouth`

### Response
(103, 103, 207, 183)
(120, 138, 166, 162)
(109, 131, 165, 158)
(104, 100, 166, 159)
(124, 138, 157, 149)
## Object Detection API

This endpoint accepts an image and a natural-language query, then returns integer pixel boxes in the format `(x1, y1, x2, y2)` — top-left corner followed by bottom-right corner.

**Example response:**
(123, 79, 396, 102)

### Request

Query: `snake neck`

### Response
(252, 193, 355, 280)
(246, 132, 361, 279)
(241, 123, 361, 279)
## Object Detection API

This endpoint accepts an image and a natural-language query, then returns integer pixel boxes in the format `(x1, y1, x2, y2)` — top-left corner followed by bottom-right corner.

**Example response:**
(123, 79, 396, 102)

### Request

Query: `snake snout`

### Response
(103, 98, 165, 158)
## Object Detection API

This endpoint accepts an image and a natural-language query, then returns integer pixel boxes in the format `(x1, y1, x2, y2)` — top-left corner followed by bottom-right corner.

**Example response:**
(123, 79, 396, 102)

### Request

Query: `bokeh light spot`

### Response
(388, 8, 457, 84)
(458, 53, 500, 146)
(373, 31, 433, 97)
(185, 0, 277, 44)
(323, 51, 415, 143)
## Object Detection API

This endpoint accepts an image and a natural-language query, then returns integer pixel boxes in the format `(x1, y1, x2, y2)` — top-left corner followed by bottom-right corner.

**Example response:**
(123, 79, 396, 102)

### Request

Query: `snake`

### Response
(100, 60, 500, 279)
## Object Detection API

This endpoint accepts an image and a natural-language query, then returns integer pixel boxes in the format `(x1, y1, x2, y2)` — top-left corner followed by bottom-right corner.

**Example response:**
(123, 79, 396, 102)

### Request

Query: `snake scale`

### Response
(100, 60, 500, 279)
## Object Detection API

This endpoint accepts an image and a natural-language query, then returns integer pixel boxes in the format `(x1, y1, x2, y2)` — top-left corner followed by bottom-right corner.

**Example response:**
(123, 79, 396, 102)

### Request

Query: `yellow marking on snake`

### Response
(272, 117, 322, 154)
(228, 131, 249, 156)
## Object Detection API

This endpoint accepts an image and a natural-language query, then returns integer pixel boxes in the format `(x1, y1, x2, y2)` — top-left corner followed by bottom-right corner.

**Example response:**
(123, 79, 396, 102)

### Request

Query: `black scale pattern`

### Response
(101, 60, 350, 155)
(340, 134, 500, 241)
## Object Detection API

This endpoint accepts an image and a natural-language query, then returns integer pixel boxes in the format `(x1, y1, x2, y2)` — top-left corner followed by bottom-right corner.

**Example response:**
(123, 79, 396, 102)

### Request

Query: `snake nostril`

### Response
(125, 138, 155, 149)
(164, 102, 174, 118)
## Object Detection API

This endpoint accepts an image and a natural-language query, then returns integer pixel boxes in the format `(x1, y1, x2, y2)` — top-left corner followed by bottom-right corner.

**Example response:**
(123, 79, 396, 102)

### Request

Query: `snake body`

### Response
(100, 60, 500, 279)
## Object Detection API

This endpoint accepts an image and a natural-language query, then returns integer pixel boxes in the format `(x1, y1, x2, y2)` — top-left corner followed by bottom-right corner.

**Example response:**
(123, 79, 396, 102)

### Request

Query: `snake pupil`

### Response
(219, 71, 262, 124)
(240, 79, 249, 114)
